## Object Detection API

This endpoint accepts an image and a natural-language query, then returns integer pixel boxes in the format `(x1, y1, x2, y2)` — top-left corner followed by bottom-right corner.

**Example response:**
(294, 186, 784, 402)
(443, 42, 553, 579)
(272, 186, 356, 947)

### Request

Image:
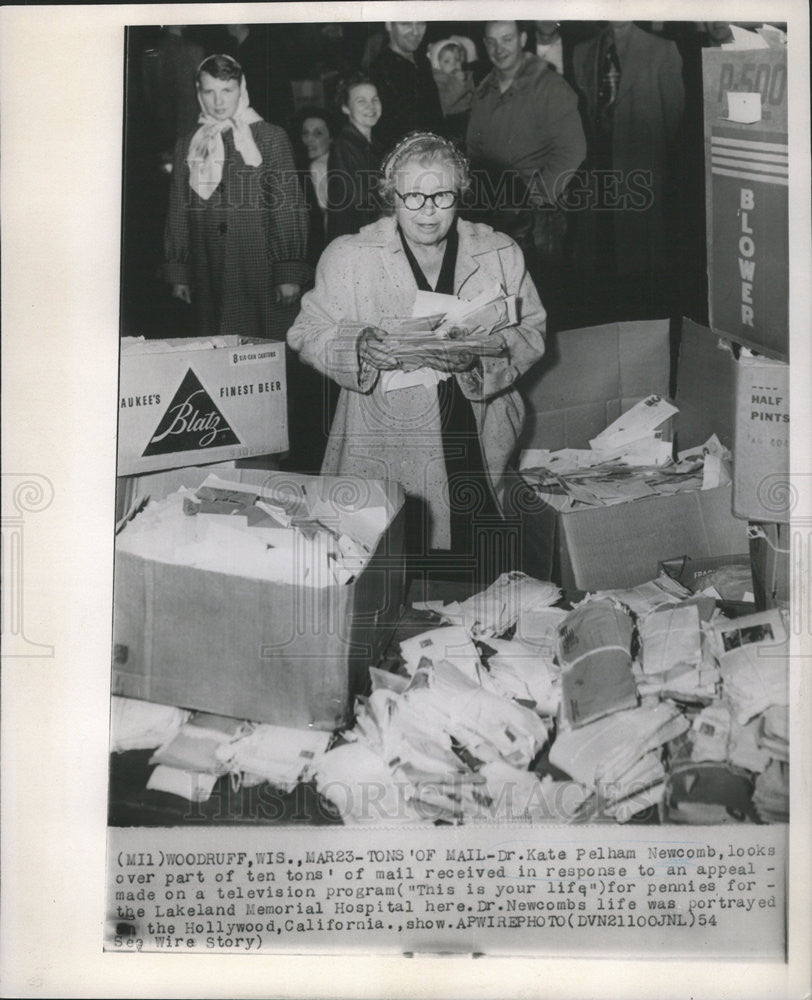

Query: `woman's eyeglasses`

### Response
(395, 190, 458, 211)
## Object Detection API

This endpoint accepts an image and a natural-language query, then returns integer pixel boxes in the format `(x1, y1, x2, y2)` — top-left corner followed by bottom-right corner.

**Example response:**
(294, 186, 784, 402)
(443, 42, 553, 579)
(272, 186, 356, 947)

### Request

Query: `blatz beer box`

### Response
(703, 47, 788, 359)
(117, 336, 288, 476)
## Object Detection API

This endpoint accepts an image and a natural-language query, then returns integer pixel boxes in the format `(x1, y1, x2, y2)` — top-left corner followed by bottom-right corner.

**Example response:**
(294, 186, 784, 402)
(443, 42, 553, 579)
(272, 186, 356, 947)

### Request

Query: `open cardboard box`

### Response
(511, 319, 749, 591)
(112, 467, 405, 729)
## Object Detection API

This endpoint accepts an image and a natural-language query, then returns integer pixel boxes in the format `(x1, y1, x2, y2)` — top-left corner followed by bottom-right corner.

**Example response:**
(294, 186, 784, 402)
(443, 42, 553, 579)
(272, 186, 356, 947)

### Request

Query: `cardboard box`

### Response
(702, 48, 788, 360)
(118, 337, 288, 476)
(749, 521, 790, 610)
(112, 468, 405, 729)
(514, 482, 748, 592)
(659, 554, 756, 617)
(732, 354, 789, 521)
(512, 319, 749, 591)
(675, 320, 792, 521)
(672, 320, 790, 523)
(519, 320, 670, 451)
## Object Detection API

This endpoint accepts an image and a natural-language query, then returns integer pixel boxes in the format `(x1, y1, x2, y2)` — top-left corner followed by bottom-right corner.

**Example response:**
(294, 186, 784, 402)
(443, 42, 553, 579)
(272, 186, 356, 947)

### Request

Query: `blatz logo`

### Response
(143, 368, 240, 456)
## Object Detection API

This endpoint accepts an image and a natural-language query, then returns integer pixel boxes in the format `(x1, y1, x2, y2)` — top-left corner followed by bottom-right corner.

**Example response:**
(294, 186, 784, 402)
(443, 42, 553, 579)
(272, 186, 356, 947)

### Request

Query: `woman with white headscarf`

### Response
(164, 54, 309, 339)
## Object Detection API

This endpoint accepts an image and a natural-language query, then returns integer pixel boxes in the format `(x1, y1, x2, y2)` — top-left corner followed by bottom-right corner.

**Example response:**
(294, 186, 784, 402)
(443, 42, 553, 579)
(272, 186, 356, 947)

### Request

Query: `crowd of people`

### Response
(121, 19, 781, 580)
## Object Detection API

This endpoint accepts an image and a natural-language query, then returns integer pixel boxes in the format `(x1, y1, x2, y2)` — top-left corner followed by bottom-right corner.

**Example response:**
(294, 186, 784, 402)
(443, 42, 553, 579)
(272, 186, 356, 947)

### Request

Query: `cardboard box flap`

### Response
(555, 486, 748, 591)
(673, 318, 736, 451)
(522, 320, 669, 409)
(520, 320, 669, 451)
(121, 335, 259, 356)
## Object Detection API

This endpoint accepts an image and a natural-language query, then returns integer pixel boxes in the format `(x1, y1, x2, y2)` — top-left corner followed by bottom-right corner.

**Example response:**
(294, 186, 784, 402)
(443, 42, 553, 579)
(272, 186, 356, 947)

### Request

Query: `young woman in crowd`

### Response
(326, 73, 385, 240)
(163, 54, 309, 338)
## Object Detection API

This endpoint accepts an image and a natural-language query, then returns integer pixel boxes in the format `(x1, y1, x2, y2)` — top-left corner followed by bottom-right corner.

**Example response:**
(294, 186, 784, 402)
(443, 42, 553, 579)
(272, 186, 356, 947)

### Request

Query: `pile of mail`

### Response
(645, 608, 790, 822)
(116, 473, 391, 587)
(687, 610, 789, 821)
(520, 396, 731, 511)
(111, 571, 790, 825)
(110, 695, 190, 752)
(550, 703, 689, 823)
(312, 655, 561, 825)
(311, 576, 581, 825)
(142, 711, 332, 802)
(413, 570, 560, 638)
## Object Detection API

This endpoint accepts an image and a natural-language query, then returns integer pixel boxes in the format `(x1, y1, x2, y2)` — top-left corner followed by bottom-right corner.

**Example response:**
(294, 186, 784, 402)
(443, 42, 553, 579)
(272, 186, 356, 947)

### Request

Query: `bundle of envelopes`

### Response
(383, 284, 517, 365)
(634, 602, 721, 703)
(380, 284, 517, 395)
(711, 610, 789, 723)
(116, 473, 391, 587)
(752, 759, 789, 822)
(556, 598, 637, 726)
(109, 695, 190, 752)
(520, 396, 732, 511)
(412, 570, 560, 638)
(550, 702, 689, 823)
(147, 712, 250, 802)
(143, 712, 332, 802)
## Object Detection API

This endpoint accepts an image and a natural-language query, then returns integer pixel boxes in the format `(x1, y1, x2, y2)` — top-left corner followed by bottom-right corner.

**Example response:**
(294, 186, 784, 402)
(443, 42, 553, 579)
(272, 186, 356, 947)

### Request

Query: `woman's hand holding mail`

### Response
(360, 325, 507, 373)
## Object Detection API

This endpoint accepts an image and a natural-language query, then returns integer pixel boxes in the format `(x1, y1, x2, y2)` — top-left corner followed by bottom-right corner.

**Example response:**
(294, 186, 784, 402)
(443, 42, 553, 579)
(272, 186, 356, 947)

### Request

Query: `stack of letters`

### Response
(520, 396, 731, 512)
(116, 473, 391, 587)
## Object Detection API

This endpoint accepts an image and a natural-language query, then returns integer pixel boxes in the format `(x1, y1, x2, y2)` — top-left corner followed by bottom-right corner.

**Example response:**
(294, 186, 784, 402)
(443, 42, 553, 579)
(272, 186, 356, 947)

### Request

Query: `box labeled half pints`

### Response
(118, 336, 288, 475)
(733, 353, 789, 521)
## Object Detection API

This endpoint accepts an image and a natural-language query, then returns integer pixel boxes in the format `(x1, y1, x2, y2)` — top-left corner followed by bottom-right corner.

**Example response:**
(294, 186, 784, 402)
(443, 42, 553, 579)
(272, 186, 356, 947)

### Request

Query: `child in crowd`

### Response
(427, 36, 476, 142)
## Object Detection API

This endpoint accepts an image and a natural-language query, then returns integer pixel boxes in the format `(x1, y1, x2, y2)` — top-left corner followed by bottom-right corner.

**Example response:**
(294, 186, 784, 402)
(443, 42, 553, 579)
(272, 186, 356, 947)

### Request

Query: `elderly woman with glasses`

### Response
(287, 131, 546, 577)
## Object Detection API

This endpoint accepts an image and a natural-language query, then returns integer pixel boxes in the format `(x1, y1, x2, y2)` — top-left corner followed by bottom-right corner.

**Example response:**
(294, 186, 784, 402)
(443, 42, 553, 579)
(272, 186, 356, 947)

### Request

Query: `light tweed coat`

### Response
(287, 216, 546, 549)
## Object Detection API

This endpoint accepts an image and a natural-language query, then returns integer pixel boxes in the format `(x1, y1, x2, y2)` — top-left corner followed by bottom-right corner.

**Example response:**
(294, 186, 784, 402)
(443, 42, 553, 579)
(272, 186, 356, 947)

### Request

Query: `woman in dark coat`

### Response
(292, 106, 336, 269)
(164, 54, 310, 338)
(281, 107, 339, 473)
(326, 73, 385, 241)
